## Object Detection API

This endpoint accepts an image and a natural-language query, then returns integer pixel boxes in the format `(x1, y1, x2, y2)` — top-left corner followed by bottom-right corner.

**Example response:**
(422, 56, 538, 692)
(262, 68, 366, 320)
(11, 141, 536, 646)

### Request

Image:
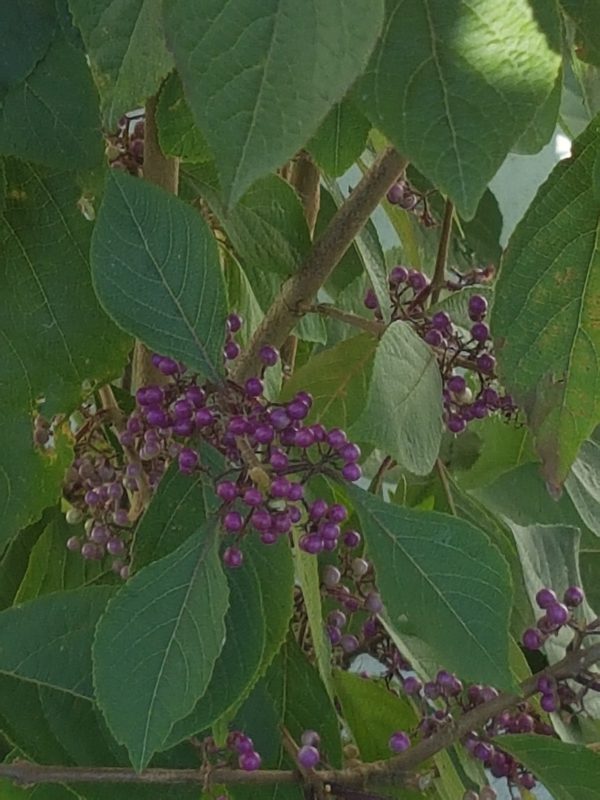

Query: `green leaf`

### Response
(0, 586, 113, 699)
(348, 485, 513, 688)
(459, 191, 503, 266)
(91, 170, 227, 383)
(0, 161, 130, 538)
(457, 417, 536, 491)
(351, 323, 443, 475)
(131, 461, 215, 571)
(499, 734, 600, 799)
(333, 671, 418, 763)
(513, 69, 563, 155)
(0, 0, 56, 93)
(14, 515, 113, 603)
(156, 73, 211, 163)
(430, 287, 495, 333)
(281, 334, 377, 431)
(163, 0, 385, 206)
(566, 438, 600, 535)
(68, 0, 173, 127)
(358, 0, 561, 218)
(306, 100, 370, 177)
(561, 0, 600, 67)
(0, 509, 52, 611)
(231, 638, 342, 800)
(93, 522, 229, 770)
(492, 116, 600, 486)
(0, 30, 103, 169)
(163, 535, 294, 748)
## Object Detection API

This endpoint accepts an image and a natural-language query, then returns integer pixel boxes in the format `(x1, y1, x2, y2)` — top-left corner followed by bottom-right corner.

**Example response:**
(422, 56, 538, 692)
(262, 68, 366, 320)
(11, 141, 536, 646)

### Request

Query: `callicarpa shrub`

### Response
(1, 2, 600, 800)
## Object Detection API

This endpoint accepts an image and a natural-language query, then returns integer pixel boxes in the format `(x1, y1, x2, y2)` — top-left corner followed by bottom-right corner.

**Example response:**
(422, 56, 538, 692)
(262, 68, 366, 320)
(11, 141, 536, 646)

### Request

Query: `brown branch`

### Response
(3, 643, 599, 791)
(308, 304, 384, 336)
(430, 199, 454, 305)
(232, 147, 408, 382)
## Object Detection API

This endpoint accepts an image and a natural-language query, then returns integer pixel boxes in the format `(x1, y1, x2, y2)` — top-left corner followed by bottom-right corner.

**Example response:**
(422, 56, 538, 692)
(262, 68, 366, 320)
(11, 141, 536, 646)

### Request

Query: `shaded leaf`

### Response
(0, 30, 103, 169)
(513, 69, 563, 155)
(68, 0, 173, 127)
(93, 522, 229, 769)
(499, 734, 600, 799)
(561, 0, 600, 67)
(307, 100, 370, 177)
(0, 509, 53, 611)
(492, 116, 600, 485)
(351, 323, 443, 475)
(163, 0, 384, 206)
(156, 72, 211, 163)
(358, 0, 561, 217)
(348, 485, 513, 688)
(566, 438, 600, 536)
(0, 0, 56, 93)
(91, 170, 227, 382)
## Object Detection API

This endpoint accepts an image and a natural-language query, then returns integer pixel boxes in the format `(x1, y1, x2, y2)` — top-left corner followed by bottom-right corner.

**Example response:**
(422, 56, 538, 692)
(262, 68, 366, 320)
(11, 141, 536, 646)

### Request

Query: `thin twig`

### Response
(232, 148, 408, 382)
(368, 456, 396, 496)
(308, 304, 384, 336)
(3, 644, 599, 791)
(430, 199, 454, 305)
(435, 459, 457, 516)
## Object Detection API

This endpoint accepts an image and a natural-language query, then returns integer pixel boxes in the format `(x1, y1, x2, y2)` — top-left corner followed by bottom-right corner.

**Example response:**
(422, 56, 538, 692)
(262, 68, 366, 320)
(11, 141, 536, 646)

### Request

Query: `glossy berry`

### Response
(223, 546, 243, 568)
(522, 628, 543, 650)
(245, 377, 263, 398)
(224, 341, 240, 360)
(364, 288, 379, 309)
(389, 265, 409, 284)
(259, 345, 279, 365)
(564, 585, 584, 607)
(297, 745, 319, 769)
(545, 602, 569, 627)
(342, 463, 361, 481)
(66, 536, 80, 551)
(227, 313, 242, 333)
(540, 693, 556, 713)
(178, 448, 199, 474)
(239, 751, 261, 771)
(223, 511, 244, 533)
(301, 730, 320, 747)
(386, 184, 404, 204)
(476, 353, 495, 373)
(340, 634, 359, 653)
(424, 329, 443, 347)
(471, 322, 489, 342)
(468, 294, 488, 320)
(343, 530, 361, 548)
(536, 588, 557, 609)
(389, 731, 411, 753)
(403, 676, 422, 695)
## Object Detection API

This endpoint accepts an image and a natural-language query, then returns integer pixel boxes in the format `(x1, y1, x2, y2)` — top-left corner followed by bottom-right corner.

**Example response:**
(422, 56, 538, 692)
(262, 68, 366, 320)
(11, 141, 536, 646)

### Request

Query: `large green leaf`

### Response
(0, 30, 103, 169)
(156, 72, 211, 163)
(499, 735, 600, 799)
(163, 0, 385, 206)
(492, 116, 600, 486)
(93, 522, 229, 770)
(566, 438, 600, 536)
(306, 100, 371, 177)
(351, 323, 443, 475)
(163, 535, 294, 748)
(91, 170, 227, 382)
(0, 509, 52, 611)
(348, 486, 513, 688)
(0, 0, 56, 93)
(231, 638, 342, 800)
(68, 0, 173, 127)
(358, 0, 561, 218)
(0, 587, 113, 699)
(0, 161, 130, 538)
(561, 1, 600, 67)
(281, 334, 377, 431)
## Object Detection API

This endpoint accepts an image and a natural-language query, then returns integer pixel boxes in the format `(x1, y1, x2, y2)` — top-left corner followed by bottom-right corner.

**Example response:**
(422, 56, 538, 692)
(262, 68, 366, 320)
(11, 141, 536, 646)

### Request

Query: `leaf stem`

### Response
(308, 304, 384, 336)
(232, 147, 408, 382)
(430, 199, 454, 305)
(435, 458, 457, 515)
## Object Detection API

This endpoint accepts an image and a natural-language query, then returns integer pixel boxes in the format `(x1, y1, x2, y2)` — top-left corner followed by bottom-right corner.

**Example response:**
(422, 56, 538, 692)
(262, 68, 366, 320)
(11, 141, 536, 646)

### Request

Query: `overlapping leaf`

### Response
(163, 0, 385, 205)
(91, 171, 227, 382)
(492, 116, 600, 486)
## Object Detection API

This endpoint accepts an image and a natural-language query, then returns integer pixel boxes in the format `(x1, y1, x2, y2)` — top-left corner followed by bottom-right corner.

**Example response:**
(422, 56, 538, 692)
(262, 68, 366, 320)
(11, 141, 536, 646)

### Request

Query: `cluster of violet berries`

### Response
(364, 267, 516, 434)
(386, 178, 436, 227)
(106, 113, 144, 176)
(62, 313, 364, 572)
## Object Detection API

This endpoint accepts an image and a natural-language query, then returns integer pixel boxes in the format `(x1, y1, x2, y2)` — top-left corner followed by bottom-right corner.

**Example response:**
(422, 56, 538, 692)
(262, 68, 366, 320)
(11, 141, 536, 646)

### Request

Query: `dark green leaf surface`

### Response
(561, 0, 600, 67)
(0, 587, 113, 699)
(0, 0, 56, 93)
(492, 117, 600, 486)
(0, 161, 130, 538)
(163, 0, 385, 205)
(566, 438, 600, 536)
(156, 72, 212, 163)
(499, 734, 600, 799)
(349, 486, 513, 688)
(163, 535, 293, 747)
(358, 0, 561, 218)
(307, 100, 371, 177)
(0, 31, 103, 169)
(351, 323, 443, 475)
(0, 509, 51, 611)
(91, 171, 227, 382)
(513, 69, 563, 155)
(68, 0, 173, 127)
(93, 523, 229, 770)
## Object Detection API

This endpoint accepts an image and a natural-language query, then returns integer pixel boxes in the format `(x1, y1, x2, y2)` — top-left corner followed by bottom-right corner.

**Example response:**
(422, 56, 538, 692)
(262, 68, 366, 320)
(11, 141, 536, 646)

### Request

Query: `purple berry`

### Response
(424, 329, 443, 347)
(239, 751, 261, 771)
(66, 536, 80, 551)
(178, 448, 199, 473)
(254, 424, 274, 444)
(536, 588, 557, 609)
(287, 482, 304, 501)
(301, 730, 320, 747)
(245, 377, 263, 398)
(223, 511, 244, 533)
(157, 356, 179, 376)
(342, 463, 362, 481)
(224, 341, 240, 360)
(328, 504, 347, 523)
(386, 184, 404, 204)
(343, 530, 361, 548)
(520, 773, 536, 790)
(389, 265, 409, 284)
(186, 386, 206, 407)
(431, 311, 451, 331)
(227, 313, 242, 333)
(269, 449, 289, 471)
(327, 625, 342, 645)
(107, 537, 125, 556)
(473, 742, 493, 762)
(564, 585, 584, 607)
(195, 408, 215, 427)
(471, 322, 489, 342)
(327, 428, 348, 448)
(259, 345, 279, 365)
(297, 745, 319, 769)
(403, 676, 422, 695)
(287, 400, 309, 420)
(339, 443, 361, 463)
(299, 534, 323, 554)
(243, 487, 263, 506)
(309, 499, 328, 521)
(271, 477, 290, 498)
(328, 609, 347, 628)
(90, 525, 109, 545)
(522, 628, 543, 650)
(340, 634, 359, 653)
(223, 546, 243, 568)
(294, 427, 315, 448)
(477, 353, 495, 373)
(389, 731, 411, 753)
(537, 675, 554, 694)
(364, 288, 379, 310)
(217, 481, 238, 502)
(365, 591, 383, 613)
(408, 270, 428, 292)
(235, 735, 254, 754)
(81, 542, 101, 560)
(545, 602, 569, 627)
(447, 415, 466, 434)
(320, 522, 340, 541)
(468, 295, 488, 320)
(540, 693, 556, 713)
(251, 509, 271, 531)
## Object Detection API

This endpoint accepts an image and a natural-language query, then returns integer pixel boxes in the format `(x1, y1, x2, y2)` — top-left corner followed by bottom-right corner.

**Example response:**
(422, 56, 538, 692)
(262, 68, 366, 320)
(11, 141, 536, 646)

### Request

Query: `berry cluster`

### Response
(62, 314, 364, 571)
(365, 267, 516, 434)
(106, 114, 144, 175)
(522, 585, 584, 654)
(386, 178, 436, 227)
